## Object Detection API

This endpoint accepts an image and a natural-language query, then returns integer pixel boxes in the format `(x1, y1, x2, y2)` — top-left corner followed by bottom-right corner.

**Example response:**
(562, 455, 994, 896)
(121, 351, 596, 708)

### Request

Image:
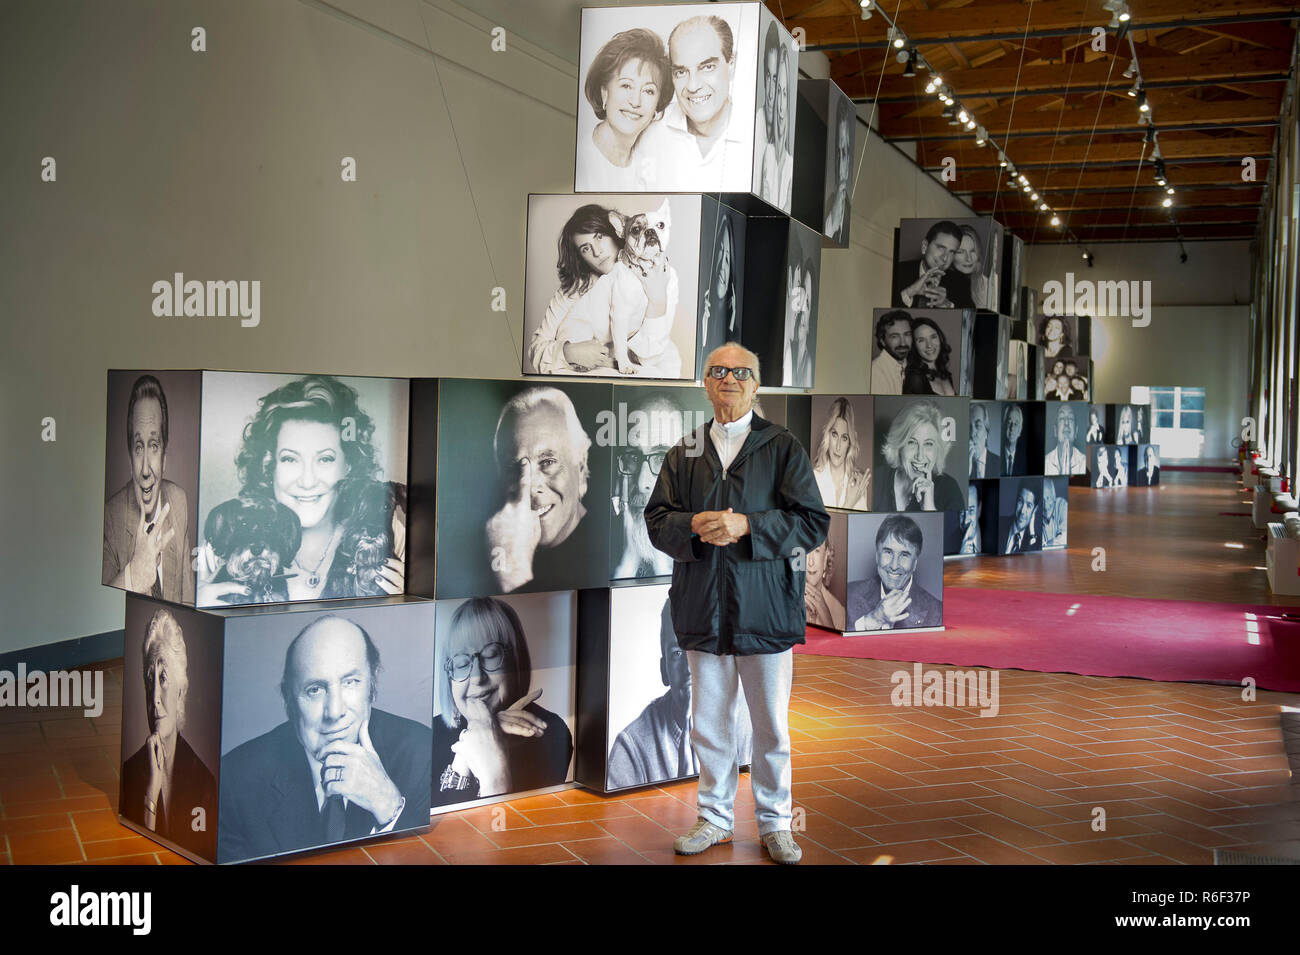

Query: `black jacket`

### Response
(645, 413, 829, 656)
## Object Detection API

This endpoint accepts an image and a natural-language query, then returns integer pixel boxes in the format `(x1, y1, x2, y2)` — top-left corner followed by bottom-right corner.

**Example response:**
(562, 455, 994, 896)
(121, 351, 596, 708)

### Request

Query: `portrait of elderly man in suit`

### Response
(120, 608, 218, 860)
(217, 615, 432, 863)
(847, 515, 941, 631)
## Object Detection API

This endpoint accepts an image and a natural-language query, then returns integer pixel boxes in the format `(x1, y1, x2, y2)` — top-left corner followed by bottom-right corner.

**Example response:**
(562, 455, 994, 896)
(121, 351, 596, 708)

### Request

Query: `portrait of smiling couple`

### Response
(870, 307, 965, 397)
(575, 4, 770, 198)
(891, 217, 1002, 312)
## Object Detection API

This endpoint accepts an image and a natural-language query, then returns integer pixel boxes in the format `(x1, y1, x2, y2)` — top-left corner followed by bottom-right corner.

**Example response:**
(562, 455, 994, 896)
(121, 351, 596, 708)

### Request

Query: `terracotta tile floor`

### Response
(3, 470, 1298, 864)
(1, 658, 1297, 865)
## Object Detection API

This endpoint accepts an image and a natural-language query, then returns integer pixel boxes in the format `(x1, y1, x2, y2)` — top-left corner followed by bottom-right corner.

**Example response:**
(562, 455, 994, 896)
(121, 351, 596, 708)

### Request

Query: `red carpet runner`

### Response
(797, 586, 1300, 692)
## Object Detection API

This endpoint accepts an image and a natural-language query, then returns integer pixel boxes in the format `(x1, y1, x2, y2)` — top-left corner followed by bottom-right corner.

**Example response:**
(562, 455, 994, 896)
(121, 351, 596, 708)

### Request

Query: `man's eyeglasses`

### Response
(444, 642, 507, 682)
(616, 449, 667, 476)
(707, 365, 754, 381)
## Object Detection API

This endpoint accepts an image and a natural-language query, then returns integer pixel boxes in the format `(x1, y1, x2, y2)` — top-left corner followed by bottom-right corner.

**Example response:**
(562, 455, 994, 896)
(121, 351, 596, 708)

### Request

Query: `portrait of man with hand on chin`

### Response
(847, 515, 941, 632)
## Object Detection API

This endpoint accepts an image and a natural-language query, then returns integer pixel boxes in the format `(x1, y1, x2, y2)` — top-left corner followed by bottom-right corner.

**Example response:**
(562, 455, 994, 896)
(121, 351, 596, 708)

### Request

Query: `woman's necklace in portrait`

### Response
(294, 526, 342, 589)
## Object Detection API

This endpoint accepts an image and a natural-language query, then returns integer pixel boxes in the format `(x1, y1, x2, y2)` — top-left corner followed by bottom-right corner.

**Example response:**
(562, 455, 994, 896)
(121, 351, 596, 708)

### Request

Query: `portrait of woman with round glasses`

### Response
(432, 597, 574, 808)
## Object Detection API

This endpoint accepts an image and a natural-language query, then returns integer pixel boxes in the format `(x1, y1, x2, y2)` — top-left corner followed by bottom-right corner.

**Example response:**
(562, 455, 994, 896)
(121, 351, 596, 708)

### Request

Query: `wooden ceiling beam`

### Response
(829, 48, 1291, 100)
(913, 132, 1275, 168)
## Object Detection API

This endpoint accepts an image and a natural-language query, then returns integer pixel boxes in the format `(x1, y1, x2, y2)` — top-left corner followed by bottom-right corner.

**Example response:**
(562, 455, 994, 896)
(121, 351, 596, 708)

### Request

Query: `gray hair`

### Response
(493, 386, 592, 478)
(143, 609, 188, 732)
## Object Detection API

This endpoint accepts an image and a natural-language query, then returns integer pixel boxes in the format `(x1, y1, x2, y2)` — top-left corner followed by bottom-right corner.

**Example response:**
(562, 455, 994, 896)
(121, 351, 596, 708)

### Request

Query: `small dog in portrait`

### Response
(338, 482, 405, 597)
(202, 497, 301, 603)
(556, 200, 680, 376)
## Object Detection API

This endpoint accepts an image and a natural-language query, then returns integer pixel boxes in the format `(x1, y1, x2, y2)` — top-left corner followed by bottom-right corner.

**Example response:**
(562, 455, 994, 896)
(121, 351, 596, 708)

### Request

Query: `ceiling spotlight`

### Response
(860, 0, 872, 20)
(1051, 215, 1061, 227)
(1119, 10, 1131, 21)
(1040, 203, 1049, 211)
(975, 133, 986, 146)
(902, 49, 918, 76)
(957, 109, 970, 124)
(888, 26, 906, 49)
(1155, 174, 1167, 186)
(1166, 186, 1175, 195)
(1083, 251, 1095, 267)
(1123, 61, 1136, 79)
(1138, 90, 1149, 112)
(1018, 174, 1028, 184)
(1161, 196, 1173, 207)
(1144, 126, 1157, 146)
(1022, 183, 1031, 192)
(965, 119, 976, 130)
(925, 80, 936, 94)
(930, 74, 942, 87)
(999, 157, 1008, 167)
(1127, 83, 1139, 98)
(1031, 192, 1039, 201)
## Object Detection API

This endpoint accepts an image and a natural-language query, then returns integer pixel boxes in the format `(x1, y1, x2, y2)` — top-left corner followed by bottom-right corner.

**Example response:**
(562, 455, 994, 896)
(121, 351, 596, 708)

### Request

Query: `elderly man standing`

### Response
(645, 342, 828, 864)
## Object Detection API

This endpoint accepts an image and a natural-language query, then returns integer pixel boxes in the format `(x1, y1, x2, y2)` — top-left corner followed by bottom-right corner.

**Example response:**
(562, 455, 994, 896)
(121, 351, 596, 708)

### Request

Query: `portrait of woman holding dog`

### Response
(522, 195, 700, 381)
(195, 373, 409, 607)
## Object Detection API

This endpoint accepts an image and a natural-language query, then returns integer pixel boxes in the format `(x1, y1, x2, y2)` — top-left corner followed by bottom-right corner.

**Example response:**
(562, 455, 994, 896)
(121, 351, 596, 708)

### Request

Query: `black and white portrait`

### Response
(873, 396, 970, 513)
(810, 395, 872, 511)
(1041, 476, 1069, 549)
(805, 514, 849, 631)
(752, 5, 798, 212)
(433, 593, 576, 810)
(1044, 402, 1088, 476)
(1113, 403, 1138, 445)
(873, 307, 964, 398)
(576, 4, 761, 195)
(1090, 443, 1132, 489)
(435, 380, 612, 598)
(216, 602, 436, 864)
(1135, 444, 1161, 486)
(104, 370, 201, 604)
(893, 217, 1002, 311)
(1040, 354, 1091, 401)
(196, 373, 409, 609)
(823, 85, 854, 244)
(120, 597, 221, 862)
(1007, 340, 1028, 401)
(523, 194, 701, 380)
(958, 309, 975, 398)
(1085, 404, 1106, 444)
(968, 401, 1001, 479)
(1038, 314, 1076, 360)
(696, 198, 746, 377)
(944, 481, 985, 556)
(610, 385, 713, 579)
(781, 219, 820, 387)
(606, 584, 749, 789)
(994, 313, 1010, 400)
(845, 512, 944, 632)
(999, 402, 1029, 477)
(999, 477, 1043, 555)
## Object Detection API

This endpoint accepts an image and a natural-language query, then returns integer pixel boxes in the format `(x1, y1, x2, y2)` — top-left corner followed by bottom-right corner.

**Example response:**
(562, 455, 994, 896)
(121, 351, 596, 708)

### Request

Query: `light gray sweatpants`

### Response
(686, 648, 793, 836)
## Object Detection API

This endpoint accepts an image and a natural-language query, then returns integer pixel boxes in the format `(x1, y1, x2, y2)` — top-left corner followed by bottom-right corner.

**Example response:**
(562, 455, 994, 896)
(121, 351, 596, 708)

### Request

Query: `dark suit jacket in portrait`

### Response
(121, 735, 218, 861)
(1001, 432, 1027, 477)
(103, 479, 194, 603)
(846, 575, 942, 631)
(217, 708, 432, 864)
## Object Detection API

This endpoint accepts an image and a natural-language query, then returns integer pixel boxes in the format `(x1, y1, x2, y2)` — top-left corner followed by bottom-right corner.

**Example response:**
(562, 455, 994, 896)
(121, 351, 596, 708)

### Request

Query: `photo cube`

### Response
(117, 594, 436, 865)
(869, 307, 970, 397)
(417, 378, 613, 599)
(105, 370, 411, 610)
(522, 193, 703, 381)
(575, 2, 795, 213)
(841, 511, 945, 634)
(432, 592, 577, 811)
(576, 583, 751, 793)
(892, 217, 1004, 312)
(872, 396, 970, 514)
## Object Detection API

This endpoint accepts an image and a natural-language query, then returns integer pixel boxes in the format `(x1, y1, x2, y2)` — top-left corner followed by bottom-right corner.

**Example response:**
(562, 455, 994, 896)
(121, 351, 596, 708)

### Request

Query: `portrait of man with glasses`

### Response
(611, 386, 712, 579)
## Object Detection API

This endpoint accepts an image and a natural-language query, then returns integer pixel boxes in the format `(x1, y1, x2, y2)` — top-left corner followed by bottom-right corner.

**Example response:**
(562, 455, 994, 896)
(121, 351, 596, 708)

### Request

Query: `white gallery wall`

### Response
(0, 0, 974, 653)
